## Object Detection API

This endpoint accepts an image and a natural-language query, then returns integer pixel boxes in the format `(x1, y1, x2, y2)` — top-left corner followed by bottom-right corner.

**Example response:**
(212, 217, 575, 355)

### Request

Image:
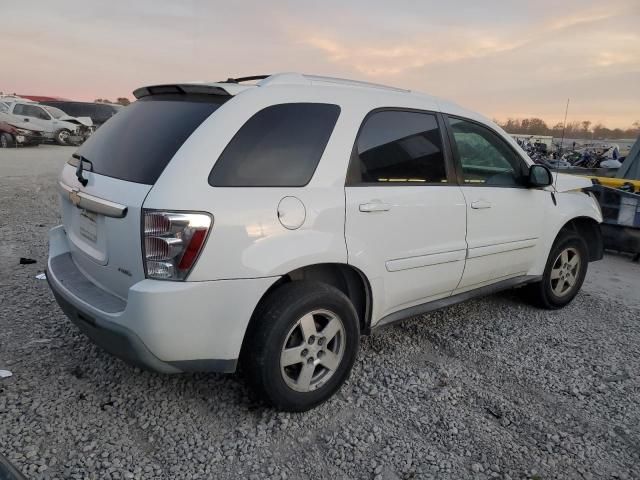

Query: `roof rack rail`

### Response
(220, 75, 272, 84)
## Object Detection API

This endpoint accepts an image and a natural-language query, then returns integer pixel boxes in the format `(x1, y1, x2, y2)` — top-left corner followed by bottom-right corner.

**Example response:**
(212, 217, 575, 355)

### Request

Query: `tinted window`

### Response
(448, 117, 527, 186)
(349, 110, 448, 184)
(61, 103, 87, 117)
(43, 102, 118, 123)
(209, 103, 340, 187)
(72, 94, 226, 184)
(14, 104, 48, 119)
(94, 104, 118, 122)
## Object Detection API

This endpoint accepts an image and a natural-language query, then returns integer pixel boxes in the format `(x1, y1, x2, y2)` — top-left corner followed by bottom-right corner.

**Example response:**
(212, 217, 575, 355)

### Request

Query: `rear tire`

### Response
(0, 133, 14, 148)
(242, 281, 360, 412)
(524, 231, 588, 309)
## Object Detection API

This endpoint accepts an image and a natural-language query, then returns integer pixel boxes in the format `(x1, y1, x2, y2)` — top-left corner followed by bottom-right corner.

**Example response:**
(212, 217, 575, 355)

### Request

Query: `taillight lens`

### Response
(142, 210, 212, 280)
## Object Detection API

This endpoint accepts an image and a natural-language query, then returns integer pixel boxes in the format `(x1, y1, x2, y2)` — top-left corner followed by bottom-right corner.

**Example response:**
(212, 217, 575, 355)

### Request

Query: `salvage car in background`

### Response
(0, 121, 45, 147)
(40, 100, 121, 128)
(3, 101, 92, 145)
(0, 102, 45, 147)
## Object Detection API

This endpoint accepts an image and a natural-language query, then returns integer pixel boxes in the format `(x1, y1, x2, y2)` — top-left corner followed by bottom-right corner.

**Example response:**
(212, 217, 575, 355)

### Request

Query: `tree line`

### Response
(496, 118, 640, 140)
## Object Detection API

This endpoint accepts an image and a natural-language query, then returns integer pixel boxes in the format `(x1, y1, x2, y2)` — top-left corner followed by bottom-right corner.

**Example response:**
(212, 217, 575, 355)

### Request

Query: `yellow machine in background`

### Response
(577, 137, 640, 258)
(590, 176, 640, 193)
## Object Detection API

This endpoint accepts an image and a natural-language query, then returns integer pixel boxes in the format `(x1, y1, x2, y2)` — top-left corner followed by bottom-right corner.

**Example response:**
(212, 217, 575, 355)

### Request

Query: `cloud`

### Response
(294, 3, 636, 78)
(300, 31, 526, 77)
(3, 0, 639, 127)
(282, 2, 640, 127)
(547, 9, 621, 30)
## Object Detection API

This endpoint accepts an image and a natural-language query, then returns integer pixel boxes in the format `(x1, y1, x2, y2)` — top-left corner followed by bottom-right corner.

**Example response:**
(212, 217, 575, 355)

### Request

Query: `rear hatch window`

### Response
(71, 94, 227, 184)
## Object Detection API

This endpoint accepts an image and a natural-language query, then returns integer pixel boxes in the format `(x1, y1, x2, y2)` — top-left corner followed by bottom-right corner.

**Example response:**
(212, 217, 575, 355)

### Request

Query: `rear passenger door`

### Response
(445, 116, 547, 291)
(345, 110, 467, 319)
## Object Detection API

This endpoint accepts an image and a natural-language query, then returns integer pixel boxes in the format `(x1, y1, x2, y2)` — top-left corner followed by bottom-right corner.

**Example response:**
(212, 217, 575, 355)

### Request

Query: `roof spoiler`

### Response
(132, 84, 233, 100)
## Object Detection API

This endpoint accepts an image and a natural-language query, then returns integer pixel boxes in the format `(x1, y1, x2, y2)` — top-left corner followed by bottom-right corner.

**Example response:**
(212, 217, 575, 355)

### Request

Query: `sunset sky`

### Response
(2, 0, 639, 128)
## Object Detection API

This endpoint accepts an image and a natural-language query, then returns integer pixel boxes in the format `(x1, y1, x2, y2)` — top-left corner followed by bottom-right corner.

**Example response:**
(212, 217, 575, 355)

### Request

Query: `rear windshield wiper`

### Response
(73, 154, 93, 187)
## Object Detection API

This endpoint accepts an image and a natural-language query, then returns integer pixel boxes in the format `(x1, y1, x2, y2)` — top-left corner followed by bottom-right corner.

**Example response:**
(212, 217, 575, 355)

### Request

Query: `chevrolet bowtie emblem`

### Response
(69, 189, 81, 207)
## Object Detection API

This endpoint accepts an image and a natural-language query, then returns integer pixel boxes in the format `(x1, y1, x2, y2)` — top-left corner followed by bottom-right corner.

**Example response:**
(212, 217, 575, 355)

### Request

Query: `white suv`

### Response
(47, 73, 603, 411)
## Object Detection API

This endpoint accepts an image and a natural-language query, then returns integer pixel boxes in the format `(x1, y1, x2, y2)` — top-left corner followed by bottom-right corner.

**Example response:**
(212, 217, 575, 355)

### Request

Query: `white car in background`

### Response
(3, 101, 92, 145)
(47, 73, 603, 411)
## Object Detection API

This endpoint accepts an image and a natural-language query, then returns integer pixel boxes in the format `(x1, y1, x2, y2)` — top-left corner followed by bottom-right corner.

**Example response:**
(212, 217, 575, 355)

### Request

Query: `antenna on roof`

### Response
(555, 98, 570, 187)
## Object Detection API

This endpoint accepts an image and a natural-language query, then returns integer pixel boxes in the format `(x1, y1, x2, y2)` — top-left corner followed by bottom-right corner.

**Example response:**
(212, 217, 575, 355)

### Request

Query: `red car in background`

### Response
(0, 120, 45, 148)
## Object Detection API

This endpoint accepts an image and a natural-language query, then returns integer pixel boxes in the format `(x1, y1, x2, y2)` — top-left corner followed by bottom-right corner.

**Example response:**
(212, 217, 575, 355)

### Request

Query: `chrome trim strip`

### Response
(58, 181, 128, 218)
(386, 248, 466, 272)
(466, 238, 537, 259)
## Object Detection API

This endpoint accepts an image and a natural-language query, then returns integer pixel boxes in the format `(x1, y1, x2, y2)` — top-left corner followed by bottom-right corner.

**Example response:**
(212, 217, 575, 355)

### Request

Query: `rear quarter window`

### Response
(209, 103, 340, 187)
(72, 94, 226, 184)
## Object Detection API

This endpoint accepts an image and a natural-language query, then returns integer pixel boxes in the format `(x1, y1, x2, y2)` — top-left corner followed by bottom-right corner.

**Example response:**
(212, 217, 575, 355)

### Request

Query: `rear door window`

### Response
(71, 94, 226, 184)
(348, 110, 449, 184)
(209, 103, 340, 187)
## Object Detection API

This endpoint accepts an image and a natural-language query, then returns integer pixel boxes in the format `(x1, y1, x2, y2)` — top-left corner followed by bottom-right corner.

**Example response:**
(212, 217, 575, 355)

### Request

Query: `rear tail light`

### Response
(142, 210, 212, 280)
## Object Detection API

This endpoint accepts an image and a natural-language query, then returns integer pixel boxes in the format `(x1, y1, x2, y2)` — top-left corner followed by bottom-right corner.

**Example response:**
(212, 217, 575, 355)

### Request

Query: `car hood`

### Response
(553, 173, 593, 192)
(59, 115, 93, 127)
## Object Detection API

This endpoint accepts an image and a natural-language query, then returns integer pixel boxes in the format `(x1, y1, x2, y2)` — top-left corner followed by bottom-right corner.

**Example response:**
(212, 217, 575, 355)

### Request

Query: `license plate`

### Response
(79, 210, 98, 243)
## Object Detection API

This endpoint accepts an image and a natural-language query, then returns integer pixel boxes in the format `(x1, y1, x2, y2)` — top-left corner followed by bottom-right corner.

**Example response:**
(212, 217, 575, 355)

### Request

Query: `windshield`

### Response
(44, 105, 66, 118)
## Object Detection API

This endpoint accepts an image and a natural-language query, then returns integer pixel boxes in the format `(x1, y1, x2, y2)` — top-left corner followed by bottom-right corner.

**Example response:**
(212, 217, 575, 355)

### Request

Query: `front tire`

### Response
(242, 281, 360, 412)
(0, 133, 15, 148)
(55, 129, 71, 146)
(525, 231, 588, 309)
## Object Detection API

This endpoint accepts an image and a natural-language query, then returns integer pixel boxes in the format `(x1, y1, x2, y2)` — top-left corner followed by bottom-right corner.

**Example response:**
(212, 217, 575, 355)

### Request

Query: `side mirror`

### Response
(529, 164, 553, 188)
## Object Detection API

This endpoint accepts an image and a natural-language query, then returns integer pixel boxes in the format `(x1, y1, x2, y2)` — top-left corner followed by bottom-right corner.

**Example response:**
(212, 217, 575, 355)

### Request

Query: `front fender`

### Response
(528, 190, 602, 275)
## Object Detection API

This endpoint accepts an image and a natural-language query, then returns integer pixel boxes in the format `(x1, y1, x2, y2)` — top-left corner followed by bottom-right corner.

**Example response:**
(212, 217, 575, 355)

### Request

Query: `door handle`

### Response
(471, 199, 492, 209)
(359, 201, 391, 212)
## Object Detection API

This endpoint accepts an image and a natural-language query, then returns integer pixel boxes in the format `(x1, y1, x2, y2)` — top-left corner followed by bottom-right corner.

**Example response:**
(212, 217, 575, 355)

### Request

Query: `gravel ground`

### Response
(1, 146, 639, 480)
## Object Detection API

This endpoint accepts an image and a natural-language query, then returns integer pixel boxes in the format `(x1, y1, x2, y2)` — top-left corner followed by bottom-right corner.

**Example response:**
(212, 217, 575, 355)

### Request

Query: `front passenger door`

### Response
(446, 116, 549, 292)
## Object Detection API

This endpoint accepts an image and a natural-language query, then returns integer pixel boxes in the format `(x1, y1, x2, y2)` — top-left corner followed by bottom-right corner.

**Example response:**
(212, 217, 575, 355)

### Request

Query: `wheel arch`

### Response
(240, 262, 373, 358)
(557, 216, 603, 262)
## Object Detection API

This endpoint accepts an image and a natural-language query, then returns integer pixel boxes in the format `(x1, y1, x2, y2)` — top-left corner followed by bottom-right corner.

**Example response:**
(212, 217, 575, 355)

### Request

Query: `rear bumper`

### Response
(48, 275, 185, 373)
(47, 225, 278, 373)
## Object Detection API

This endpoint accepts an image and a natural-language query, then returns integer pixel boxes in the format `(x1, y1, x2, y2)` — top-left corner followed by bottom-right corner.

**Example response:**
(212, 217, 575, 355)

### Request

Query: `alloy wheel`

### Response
(280, 309, 346, 393)
(550, 247, 581, 297)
